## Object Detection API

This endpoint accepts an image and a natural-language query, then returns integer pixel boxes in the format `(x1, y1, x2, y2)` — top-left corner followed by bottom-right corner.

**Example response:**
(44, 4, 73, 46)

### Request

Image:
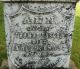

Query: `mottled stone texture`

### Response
(0, 60, 77, 69)
(4, 2, 76, 69)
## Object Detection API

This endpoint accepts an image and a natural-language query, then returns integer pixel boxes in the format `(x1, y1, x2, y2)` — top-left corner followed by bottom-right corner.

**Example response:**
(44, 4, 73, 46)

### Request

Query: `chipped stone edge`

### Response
(0, 0, 78, 3)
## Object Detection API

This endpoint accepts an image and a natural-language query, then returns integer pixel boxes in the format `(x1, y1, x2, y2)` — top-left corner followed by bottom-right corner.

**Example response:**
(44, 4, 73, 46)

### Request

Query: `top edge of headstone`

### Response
(1, 0, 78, 3)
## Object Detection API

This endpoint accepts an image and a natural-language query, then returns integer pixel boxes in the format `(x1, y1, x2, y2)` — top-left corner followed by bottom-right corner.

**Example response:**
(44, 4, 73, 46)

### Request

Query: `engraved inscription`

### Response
(4, 3, 76, 69)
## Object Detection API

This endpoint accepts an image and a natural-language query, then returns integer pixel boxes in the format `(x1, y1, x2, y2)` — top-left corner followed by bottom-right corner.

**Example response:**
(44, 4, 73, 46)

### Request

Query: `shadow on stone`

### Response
(18, 67, 68, 69)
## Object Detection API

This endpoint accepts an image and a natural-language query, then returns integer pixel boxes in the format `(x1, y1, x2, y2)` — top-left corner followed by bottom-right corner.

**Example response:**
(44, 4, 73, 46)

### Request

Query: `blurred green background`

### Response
(0, 1, 80, 69)
(0, 2, 7, 66)
(71, 2, 80, 69)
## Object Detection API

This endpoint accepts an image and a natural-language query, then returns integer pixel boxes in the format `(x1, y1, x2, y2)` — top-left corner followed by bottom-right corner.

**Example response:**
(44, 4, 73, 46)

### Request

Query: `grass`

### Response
(0, 2, 7, 66)
(0, 1, 80, 69)
(71, 2, 80, 69)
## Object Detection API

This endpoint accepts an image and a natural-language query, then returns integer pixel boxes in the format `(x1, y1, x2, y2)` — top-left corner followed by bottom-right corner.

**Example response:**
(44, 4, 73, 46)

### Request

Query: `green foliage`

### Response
(0, 2, 7, 66)
(71, 2, 80, 69)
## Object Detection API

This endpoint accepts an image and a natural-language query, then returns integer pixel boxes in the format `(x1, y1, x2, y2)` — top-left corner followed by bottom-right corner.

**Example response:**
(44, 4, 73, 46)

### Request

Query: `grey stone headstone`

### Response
(2, 0, 77, 69)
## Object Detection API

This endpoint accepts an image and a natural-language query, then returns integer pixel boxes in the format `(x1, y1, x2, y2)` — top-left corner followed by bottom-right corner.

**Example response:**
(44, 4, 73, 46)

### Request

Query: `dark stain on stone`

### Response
(18, 66, 68, 69)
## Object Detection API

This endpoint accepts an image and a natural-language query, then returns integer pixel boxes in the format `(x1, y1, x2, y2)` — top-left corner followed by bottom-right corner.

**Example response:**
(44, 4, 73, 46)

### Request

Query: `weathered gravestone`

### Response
(2, 0, 78, 69)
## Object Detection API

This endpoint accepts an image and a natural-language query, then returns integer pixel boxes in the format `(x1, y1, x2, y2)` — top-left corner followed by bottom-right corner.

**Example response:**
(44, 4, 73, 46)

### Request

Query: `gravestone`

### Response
(2, 0, 77, 69)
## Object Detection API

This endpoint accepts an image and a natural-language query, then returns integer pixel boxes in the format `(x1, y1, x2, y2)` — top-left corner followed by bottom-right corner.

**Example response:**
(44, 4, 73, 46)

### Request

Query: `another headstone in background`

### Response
(2, 0, 78, 69)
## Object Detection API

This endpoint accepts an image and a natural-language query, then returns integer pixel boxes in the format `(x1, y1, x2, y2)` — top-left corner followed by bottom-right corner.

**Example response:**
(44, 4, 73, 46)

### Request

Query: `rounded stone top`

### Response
(1, 0, 78, 3)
